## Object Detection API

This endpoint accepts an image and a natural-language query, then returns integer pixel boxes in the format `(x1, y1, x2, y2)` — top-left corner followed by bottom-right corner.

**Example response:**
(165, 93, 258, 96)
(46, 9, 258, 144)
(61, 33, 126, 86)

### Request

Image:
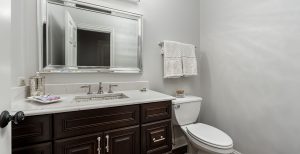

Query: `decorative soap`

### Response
(176, 89, 185, 98)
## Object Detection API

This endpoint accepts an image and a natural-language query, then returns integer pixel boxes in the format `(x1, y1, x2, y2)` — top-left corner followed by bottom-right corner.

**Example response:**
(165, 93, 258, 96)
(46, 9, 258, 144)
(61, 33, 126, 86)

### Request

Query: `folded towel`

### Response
(179, 42, 197, 76)
(181, 43, 196, 58)
(164, 58, 183, 78)
(182, 57, 198, 76)
(161, 40, 182, 58)
(162, 41, 183, 78)
(161, 40, 197, 78)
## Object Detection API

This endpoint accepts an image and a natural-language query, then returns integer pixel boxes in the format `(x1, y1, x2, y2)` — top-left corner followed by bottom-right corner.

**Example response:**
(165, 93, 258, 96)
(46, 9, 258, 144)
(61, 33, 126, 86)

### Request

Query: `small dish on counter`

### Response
(27, 95, 62, 104)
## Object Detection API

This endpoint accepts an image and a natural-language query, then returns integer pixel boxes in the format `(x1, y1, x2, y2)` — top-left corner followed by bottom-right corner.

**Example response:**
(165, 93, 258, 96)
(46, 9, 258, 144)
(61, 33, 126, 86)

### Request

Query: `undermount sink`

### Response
(74, 93, 129, 102)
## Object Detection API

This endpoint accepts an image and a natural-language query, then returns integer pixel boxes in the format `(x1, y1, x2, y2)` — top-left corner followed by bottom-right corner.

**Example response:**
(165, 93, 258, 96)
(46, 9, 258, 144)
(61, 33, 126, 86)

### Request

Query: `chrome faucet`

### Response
(108, 84, 118, 93)
(97, 82, 104, 94)
(81, 85, 92, 95)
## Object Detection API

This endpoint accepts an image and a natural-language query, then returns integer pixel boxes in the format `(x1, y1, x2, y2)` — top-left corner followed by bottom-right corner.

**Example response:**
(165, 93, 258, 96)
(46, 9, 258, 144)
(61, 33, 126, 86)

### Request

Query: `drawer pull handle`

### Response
(106, 135, 110, 152)
(153, 136, 165, 143)
(97, 137, 101, 154)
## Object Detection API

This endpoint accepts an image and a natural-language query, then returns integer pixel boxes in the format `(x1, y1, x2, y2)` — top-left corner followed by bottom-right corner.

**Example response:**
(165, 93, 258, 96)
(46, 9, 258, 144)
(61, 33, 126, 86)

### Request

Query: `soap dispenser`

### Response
(29, 72, 45, 96)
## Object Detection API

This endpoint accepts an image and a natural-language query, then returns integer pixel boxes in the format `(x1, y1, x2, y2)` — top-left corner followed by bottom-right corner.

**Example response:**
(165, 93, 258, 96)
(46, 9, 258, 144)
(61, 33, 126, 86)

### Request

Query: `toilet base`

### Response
(187, 144, 214, 154)
(181, 125, 234, 154)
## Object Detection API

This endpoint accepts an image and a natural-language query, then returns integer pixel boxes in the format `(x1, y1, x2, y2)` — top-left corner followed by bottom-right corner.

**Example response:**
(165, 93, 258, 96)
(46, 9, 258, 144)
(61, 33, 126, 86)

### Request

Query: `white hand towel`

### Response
(180, 43, 197, 76)
(182, 57, 198, 76)
(161, 41, 182, 58)
(164, 58, 183, 78)
(162, 40, 183, 78)
(181, 43, 196, 57)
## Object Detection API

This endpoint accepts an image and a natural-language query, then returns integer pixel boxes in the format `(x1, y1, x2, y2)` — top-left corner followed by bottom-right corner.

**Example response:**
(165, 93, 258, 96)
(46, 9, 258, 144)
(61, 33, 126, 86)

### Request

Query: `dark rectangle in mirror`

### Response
(77, 29, 111, 67)
(43, 23, 47, 67)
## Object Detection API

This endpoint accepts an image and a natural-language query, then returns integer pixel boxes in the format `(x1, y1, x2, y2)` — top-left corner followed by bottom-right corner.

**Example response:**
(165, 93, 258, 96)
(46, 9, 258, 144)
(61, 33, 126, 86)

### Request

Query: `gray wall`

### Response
(200, 0, 300, 154)
(12, 0, 39, 86)
(12, 0, 201, 96)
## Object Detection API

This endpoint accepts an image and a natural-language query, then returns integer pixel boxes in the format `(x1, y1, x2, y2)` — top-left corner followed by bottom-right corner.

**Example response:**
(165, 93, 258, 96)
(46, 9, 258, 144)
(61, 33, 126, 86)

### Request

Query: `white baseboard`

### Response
(232, 149, 242, 154)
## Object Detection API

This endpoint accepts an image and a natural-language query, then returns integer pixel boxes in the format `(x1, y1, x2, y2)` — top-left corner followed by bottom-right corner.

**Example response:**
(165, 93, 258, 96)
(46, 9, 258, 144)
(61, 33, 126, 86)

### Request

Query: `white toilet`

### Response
(172, 96, 234, 154)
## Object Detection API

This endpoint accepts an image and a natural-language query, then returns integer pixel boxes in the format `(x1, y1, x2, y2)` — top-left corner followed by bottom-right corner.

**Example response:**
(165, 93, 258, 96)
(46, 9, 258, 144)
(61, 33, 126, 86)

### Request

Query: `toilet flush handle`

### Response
(174, 104, 180, 109)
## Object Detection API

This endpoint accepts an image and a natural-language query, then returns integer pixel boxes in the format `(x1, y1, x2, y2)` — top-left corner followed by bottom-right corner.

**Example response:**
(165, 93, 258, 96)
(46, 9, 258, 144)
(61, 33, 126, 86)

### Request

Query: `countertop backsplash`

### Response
(45, 81, 149, 95)
(11, 86, 28, 102)
(11, 81, 149, 101)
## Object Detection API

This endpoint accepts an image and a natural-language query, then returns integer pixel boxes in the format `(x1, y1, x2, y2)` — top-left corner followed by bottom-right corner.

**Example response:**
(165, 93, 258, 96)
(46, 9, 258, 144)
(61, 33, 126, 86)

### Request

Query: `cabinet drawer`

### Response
(142, 120, 172, 154)
(12, 142, 52, 154)
(12, 114, 52, 148)
(141, 101, 171, 124)
(54, 105, 140, 139)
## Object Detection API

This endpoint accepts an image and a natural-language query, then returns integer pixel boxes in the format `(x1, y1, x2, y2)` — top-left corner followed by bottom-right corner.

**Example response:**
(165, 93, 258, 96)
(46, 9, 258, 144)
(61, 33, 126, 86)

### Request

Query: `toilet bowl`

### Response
(172, 96, 234, 154)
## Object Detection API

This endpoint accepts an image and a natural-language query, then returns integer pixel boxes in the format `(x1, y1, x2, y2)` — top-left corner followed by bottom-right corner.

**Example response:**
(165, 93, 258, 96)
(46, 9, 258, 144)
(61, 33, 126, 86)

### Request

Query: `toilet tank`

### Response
(172, 96, 203, 126)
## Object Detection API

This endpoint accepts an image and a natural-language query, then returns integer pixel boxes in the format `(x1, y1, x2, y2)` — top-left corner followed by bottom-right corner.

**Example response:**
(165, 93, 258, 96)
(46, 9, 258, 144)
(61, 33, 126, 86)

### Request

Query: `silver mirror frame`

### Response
(37, 0, 143, 74)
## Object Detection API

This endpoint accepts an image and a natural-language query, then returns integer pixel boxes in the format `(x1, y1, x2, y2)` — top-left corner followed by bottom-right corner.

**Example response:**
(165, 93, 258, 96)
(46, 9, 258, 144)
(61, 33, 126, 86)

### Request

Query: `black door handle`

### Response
(0, 111, 25, 128)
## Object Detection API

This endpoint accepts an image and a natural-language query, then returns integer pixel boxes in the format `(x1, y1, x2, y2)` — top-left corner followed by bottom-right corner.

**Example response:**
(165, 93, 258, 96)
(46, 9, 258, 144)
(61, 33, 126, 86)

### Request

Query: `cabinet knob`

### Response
(0, 111, 25, 128)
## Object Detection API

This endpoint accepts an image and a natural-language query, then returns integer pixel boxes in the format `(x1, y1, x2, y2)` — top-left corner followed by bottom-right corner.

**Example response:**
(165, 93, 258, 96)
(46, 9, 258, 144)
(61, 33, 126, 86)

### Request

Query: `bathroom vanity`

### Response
(10, 0, 171, 153)
(11, 90, 175, 154)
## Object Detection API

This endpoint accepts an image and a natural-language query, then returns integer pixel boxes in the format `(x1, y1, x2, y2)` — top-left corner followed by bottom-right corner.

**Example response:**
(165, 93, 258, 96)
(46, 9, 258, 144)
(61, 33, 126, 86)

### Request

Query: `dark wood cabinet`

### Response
(12, 114, 52, 148)
(105, 126, 140, 154)
(54, 125, 140, 154)
(54, 105, 140, 139)
(55, 133, 103, 154)
(12, 101, 172, 154)
(12, 142, 52, 154)
(142, 120, 172, 154)
(141, 101, 171, 124)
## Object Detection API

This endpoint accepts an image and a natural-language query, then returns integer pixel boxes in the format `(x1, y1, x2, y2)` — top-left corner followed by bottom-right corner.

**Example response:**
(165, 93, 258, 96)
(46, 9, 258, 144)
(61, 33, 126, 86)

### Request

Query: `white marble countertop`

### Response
(11, 90, 175, 116)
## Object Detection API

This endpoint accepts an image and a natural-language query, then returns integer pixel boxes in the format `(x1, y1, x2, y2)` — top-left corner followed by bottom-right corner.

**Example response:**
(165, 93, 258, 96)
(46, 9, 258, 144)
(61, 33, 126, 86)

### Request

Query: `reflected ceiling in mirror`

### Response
(37, 0, 143, 73)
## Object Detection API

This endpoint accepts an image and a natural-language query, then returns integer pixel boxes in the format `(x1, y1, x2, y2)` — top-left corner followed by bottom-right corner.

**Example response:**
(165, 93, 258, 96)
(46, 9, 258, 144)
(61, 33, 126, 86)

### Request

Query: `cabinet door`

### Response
(55, 133, 103, 154)
(12, 114, 52, 148)
(12, 142, 52, 154)
(104, 126, 140, 154)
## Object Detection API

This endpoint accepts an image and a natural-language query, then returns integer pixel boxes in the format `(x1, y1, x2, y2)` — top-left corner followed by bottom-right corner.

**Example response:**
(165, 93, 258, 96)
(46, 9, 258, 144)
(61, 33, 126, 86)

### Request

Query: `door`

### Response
(0, 0, 12, 154)
(104, 126, 140, 154)
(65, 10, 77, 67)
(54, 133, 103, 154)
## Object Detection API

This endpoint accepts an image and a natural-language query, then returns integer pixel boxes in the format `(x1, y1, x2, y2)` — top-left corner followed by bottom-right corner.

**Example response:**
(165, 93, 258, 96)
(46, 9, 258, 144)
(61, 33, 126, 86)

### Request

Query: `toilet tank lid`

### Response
(172, 96, 203, 105)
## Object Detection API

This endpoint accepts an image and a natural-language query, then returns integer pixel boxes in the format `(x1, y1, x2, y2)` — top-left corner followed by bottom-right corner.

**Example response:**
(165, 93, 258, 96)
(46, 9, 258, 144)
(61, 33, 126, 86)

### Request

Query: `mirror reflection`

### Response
(40, 0, 143, 73)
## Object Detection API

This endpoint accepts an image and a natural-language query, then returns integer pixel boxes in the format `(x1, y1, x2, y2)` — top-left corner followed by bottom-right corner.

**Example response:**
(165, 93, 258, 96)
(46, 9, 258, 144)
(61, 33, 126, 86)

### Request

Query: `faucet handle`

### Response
(97, 82, 104, 94)
(108, 84, 118, 93)
(81, 85, 92, 95)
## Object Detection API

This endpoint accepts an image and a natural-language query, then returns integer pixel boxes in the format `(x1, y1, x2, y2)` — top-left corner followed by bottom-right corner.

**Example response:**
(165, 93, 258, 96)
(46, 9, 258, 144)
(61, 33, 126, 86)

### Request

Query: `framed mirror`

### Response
(37, 0, 143, 73)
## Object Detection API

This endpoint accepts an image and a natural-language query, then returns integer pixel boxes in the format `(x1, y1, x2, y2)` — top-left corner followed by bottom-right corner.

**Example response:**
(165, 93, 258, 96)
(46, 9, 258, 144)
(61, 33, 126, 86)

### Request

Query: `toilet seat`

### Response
(186, 123, 233, 149)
